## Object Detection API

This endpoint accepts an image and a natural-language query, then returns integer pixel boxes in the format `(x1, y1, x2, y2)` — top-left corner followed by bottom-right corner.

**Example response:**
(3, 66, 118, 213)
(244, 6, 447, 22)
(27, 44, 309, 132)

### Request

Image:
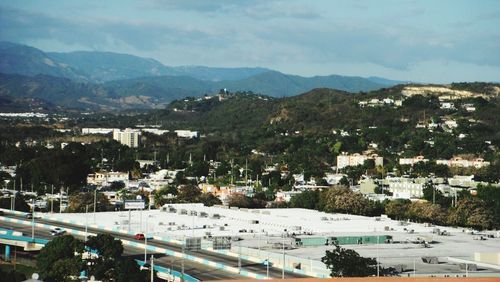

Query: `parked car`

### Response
(134, 233, 145, 240)
(25, 213, 33, 219)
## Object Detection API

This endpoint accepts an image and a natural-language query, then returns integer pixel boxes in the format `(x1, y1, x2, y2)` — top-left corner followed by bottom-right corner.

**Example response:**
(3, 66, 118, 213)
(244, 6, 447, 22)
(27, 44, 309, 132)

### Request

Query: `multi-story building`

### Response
(87, 171, 129, 186)
(399, 156, 429, 166)
(336, 153, 383, 169)
(436, 157, 490, 168)
(389, 181, 425, 199)
(113, 128, 141, 147)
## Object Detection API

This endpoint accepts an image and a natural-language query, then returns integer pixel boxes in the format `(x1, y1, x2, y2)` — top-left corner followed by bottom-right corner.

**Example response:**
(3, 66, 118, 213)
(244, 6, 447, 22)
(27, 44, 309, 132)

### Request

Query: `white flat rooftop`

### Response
(41, 205, 500, 275)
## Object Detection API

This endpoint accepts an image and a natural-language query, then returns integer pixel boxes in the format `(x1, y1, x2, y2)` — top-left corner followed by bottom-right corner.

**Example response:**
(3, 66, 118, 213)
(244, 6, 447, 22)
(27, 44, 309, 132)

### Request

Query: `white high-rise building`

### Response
(113, 128, 141, 148)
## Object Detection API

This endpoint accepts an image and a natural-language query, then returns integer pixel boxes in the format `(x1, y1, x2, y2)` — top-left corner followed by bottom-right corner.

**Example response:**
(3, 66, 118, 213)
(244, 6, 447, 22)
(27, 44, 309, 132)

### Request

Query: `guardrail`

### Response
(135, 259, 199, 282)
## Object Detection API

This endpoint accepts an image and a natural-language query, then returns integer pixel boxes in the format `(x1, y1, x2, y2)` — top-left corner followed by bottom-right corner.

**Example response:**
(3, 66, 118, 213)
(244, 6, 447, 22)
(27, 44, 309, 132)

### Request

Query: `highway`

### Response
(0, 220, 245, 281)
(1, 213, 307, 279)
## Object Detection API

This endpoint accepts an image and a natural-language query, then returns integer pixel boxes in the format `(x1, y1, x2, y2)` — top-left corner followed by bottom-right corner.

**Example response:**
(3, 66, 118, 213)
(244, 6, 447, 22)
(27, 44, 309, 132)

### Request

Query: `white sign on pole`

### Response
(124, 200, 145, 209)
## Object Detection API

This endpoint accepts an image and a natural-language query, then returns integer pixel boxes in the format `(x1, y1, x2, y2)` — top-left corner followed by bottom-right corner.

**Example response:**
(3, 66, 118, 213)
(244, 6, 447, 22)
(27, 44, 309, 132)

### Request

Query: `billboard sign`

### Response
(124, 200, 145, 209)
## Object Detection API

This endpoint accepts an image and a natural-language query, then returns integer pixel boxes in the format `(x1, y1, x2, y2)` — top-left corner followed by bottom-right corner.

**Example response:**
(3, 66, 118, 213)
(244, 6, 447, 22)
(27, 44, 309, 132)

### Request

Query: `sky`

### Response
(1, 0, 500, 83)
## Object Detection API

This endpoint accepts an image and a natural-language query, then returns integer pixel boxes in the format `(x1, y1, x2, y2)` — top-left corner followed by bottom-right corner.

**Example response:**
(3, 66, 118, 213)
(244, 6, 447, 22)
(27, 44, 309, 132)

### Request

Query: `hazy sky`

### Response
(1, 0, 499, 83)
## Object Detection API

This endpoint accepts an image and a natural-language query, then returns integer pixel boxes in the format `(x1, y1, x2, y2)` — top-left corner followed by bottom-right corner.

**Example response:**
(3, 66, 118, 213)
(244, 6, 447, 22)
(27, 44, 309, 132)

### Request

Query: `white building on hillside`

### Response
(175, 130, 199, 139)
(141, 128, 169, 135)
(87, 171, 129, 186)
(399, 156, 429, 166)
(436, 157, 490, 168)
(336, 153, 383, 169)
(82, 128, 116, 135)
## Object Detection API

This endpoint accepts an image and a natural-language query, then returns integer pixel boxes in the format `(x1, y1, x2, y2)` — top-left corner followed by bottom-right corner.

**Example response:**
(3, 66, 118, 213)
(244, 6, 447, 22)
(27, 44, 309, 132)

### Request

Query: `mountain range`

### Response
(0, 41, 406, 110)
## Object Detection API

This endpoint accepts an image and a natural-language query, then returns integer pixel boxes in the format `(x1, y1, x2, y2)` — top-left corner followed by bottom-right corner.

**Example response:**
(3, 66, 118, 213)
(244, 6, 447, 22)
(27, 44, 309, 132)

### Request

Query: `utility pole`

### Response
(85, 205, 89, 241)
(454, 189, 458, 208)
(245, 158, 248, 186)
(128, 209, 131, 232)
(181, 245, 185, 280)
(93, 189, 97, 224)
(432, 185, 435, 204)
(230, 159, 234, 185)
(376, 235, 380, 277)
(144, 218, 148, 263)
(51, 185, 54, 213)
(59, 188, 62, 213)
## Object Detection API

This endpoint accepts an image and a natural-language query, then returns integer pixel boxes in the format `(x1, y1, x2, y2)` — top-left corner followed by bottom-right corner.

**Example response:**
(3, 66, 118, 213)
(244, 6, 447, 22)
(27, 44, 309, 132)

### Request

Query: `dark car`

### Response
(25, 213, 33, 219)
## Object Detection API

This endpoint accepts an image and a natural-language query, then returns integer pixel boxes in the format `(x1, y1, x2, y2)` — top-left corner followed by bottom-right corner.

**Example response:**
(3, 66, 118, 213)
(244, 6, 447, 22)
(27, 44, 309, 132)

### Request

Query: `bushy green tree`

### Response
(384, 199, 411, 220)
(322, 243, 380, 277)
(86, 234, 124, 281)
(197, 193, 222, 206)
(37, 235, 84, 282)
(447, 198, 497, 230)
(321, 186, 382, 216)
(290, 190, 320, 209)
(177, 184, 202, 202)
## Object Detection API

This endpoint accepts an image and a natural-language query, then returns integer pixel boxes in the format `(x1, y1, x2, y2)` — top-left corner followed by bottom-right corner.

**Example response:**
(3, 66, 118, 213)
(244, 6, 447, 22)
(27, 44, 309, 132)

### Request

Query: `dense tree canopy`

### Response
(37, 235, 84, 282)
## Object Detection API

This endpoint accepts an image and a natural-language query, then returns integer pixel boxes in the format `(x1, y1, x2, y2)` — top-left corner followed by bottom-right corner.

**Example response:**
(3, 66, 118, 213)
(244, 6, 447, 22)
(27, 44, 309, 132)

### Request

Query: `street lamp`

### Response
(93, 189, 97, 224)
(282, 237, 285, 279)
(266, 254, 270, 278)
(170, 257, 184, 280)
(144, 217, 149, 263)
(31, 199, 35, 241)
(413, 257, 416, 277)
(150, 255, 154, 282)
(238, 239, 241, 273)
(85, 204, 90, 241)
(137, 195, 143, 232)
